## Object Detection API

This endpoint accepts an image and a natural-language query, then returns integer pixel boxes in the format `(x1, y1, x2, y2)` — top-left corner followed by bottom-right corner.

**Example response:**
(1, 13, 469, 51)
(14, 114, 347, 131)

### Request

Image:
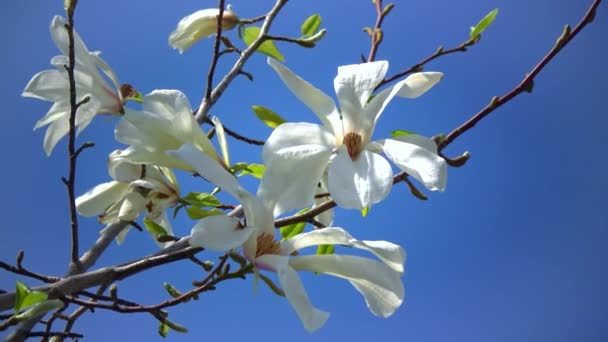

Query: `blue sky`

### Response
(1, 0, 607, 341)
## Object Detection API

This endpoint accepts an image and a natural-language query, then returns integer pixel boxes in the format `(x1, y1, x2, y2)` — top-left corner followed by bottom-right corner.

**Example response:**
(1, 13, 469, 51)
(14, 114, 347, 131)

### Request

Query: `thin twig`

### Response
(367, 0, 387, 62)
(194, 0, 289, 123)
(439, 0, 601, 150)
(202, 0, 226, 119)
(204, 116, 265, 145)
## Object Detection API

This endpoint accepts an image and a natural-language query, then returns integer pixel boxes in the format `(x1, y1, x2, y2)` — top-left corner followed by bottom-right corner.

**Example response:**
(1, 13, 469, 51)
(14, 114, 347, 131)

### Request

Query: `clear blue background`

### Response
(1, 0, 607, 341)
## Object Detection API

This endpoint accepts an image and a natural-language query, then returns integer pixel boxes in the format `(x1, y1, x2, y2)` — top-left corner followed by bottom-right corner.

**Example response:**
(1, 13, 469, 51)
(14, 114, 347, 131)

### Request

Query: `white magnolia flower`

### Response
(114, 89, 221, 171)
(169, 8, 239, 53)
(22, 16, 124, 156)
(76, 150, 179, 245)
(170, 144, 405, 332)
(261, 58, 448, 211)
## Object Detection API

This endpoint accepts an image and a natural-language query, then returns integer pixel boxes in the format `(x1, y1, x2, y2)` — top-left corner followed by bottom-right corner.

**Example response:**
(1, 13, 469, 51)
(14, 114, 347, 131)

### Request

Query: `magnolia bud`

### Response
(169, 8, 239, 54)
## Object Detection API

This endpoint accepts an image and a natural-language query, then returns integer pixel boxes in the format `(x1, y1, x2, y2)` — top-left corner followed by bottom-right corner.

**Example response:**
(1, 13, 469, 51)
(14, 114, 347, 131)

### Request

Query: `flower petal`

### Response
(258, 143, 333, 217)
(267, 58, 341, 133)
(397, 72, 443, 98)
(257, 254, 330, 332)
(262, 122, 335, 163)
(42, 116, 69, 156)
(328, 147, 393, 209)
(190, 215, 252, 251)
(334, 61, 388, 137)
(290, 255, 404, 318)
(280, 227, 405, 273)
(382, 136, 447, 191)
(169, 9, 239, 53)
(118, 191, 147, 221)
(169, 144, 240, 198)
(76, 181, 128, 217)
(313, 175, 333, 227)
(108, 150, 143, 182)
(22, 70, 68, 102)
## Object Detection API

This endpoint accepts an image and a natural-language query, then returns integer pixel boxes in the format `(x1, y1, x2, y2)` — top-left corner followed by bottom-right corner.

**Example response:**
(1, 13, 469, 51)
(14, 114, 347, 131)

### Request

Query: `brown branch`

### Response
(204, 116, 265, 145)
(0, 260, 60, 284)
(376, 38, 478, 90)
(64, 0, 82, 273)
(367, 0, 389, 62)
(202, 0, 227, 124)
(28, 331, 83, 339)
(438, 0, 601, 150)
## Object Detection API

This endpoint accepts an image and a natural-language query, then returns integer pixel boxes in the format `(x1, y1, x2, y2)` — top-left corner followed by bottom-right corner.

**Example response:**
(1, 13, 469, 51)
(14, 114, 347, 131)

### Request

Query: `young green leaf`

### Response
(391, 129, 416, 138)
(316, 244, 335, 255)
(183, 192, 221, 207)
(143, 218, 168, 237)
(361, 206, 370, 217)
(14, 299, 63, 321)
(186, 207, 223, 220)
(14, 281, 48, 313)
(251, 105, 286, 128)
(159, 321, 170, 338)
(280, 208, 310, 240)
(301, 14, 322, 36)
(237, 163, 265, 179)
(242, 26, 285, 61)
(470, 8, 499, 38)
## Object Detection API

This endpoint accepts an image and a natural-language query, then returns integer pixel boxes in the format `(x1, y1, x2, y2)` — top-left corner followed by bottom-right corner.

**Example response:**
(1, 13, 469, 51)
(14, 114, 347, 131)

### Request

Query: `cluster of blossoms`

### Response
(24, 10, 447, 332)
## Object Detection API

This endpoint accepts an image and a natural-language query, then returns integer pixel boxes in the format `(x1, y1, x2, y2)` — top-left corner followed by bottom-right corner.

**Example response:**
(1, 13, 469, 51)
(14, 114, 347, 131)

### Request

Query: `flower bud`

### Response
(169, 8, 239, 53)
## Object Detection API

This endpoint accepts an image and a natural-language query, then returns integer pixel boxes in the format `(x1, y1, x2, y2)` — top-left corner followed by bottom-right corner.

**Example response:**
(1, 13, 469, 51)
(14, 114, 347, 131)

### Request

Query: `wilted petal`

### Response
(328, 148, 393, 209)
(290, 255, 404, 318)
(169, 9, 239, 53)
(76, 181, 128, 217)
(267, 59, 341, 133)
(280, 227, 405, 273)
(382, 136, 447, 191)
(190, 215, 252, 251)
(257, 254, 330, 333)
(397, 72, 443, 98)
(169, 144, 240, 198)
(334, 61, 388, 136)
(258, 144, 333, 217)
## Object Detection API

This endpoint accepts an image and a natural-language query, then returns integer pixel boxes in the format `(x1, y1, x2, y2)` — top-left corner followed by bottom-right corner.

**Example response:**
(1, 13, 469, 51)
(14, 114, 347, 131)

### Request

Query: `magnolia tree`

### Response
(0, 0, 605, 341)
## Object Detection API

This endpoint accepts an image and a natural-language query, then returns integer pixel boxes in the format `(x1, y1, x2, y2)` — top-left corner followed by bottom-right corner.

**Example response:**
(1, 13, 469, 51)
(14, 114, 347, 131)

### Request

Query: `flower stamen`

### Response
(256, 233, 281, 257)
(343, 132, 363, 160)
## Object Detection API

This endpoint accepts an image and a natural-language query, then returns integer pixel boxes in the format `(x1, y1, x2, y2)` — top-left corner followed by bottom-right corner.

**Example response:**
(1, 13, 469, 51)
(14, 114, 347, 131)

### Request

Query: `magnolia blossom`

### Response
(169, 8, 239, 53)
(261, 58, 448, 211)
(170, 144, 405, 332)
(114, 89, 221, 171)
(22, 16, 124, 156)
(75, 150, 179, 245)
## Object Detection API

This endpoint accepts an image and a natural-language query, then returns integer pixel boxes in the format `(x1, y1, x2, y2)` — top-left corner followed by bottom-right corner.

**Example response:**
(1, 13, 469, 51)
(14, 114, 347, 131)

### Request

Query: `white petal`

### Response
(118, 191, 147, 221)
(334, 61, 388, 136)
(258, 144, 333, 217)
(49, 16, 90, 61)
(169, 9, 239, 53)
(397, 72, 443, 98)
(365, 75, 413, 129)
(328, 148, 393, 209)
(92, 53, 121, 96)
(119, 108, 181, 149)
(190, 215, 252, 251)
(280, 227, 405, 273)
(33, 102, 68, 130)
(257, 254, 330, 332)
(169, 144, 240, 198)
(267, 58, 341, 133)
(42, 115, 69, 156)
(290, 255, 404, 318)
(382, 136, 447, 191)
(108, 150, 143, 182)
(22, 70, 68, 102)
(76, 181, 128, 217)
(262, 122, 336, 163)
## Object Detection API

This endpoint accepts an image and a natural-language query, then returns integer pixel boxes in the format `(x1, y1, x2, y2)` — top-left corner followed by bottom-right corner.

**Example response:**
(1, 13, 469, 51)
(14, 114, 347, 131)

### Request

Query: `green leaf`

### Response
(237, 163, 265, 179)
(242, 26, 285, 61)
(14, 299, 63, 321)
(361, 206, 370, 218)
(183, 192, 221, 208)
(159, 321, 170, 338)
(251, 105, 286, 129)
(163, 283, 183, 298)
(258, 273, 285, 297)
(280, 208, 310, 240)
(391, 129, 416, 138)
(143, 218, 168, 238)
(14, 281, 48, 313)
(127, 91, 143, 103)
(186, 207, 223, 220)
(301, 14, 321, 36)
(470, 8, 499, 38)
(316, 244, 335, 255)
